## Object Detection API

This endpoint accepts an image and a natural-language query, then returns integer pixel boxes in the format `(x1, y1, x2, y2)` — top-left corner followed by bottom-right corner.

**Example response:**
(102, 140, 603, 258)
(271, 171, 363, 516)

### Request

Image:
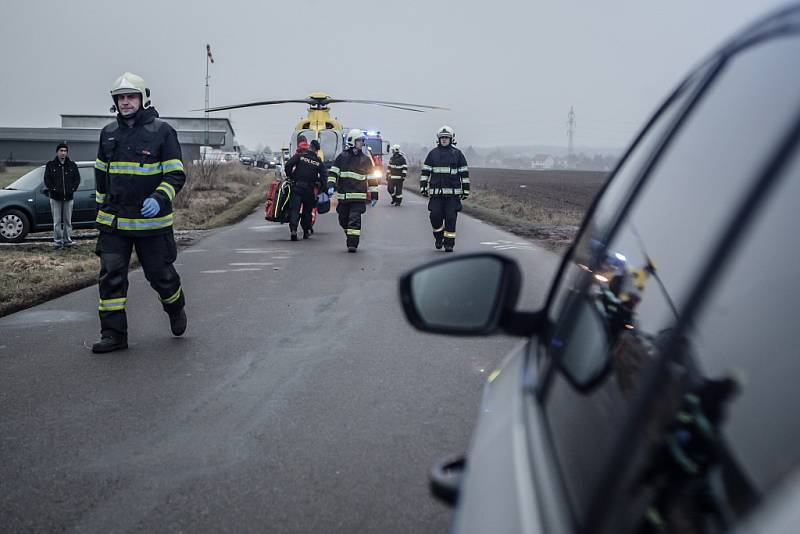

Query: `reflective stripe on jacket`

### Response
(387, 153, 408, 179)
(420, 145, 470, 197)
(328, 149, 379, 203)
(94, 107, 186, 236)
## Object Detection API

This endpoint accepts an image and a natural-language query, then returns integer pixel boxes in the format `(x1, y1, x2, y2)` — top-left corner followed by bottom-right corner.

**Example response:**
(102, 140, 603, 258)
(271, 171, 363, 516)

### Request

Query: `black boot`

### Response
(347, 246, 357, 253)
(92, 335, 128, 354)
(435, 238, 444, 250)
(169, 308, 187, 336)
(303, 229, 311, 239)
(290, 232, 298, 241)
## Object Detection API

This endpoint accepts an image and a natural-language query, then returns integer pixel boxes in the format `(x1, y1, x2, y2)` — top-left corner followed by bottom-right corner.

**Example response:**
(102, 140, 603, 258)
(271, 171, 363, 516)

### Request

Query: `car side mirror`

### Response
(399, 253, 546, 336)
(549, 294, 612, 391)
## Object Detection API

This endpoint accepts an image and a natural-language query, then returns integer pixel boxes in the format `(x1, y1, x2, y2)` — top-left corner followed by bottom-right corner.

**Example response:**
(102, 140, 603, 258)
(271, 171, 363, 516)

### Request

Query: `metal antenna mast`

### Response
(205, 44, 213, 146)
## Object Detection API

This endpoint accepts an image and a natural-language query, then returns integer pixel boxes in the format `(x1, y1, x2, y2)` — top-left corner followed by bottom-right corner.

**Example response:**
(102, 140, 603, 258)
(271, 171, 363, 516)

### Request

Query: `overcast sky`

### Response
(0, 0, 789, 152)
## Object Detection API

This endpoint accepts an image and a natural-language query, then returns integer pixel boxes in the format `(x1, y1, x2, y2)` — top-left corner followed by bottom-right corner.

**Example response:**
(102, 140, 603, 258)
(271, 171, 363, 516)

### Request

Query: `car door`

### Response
(29, 167, 52, 229)
(449, 50, 720, 534)
(533, 25, 800, 534)
(72, 165, 97, 224)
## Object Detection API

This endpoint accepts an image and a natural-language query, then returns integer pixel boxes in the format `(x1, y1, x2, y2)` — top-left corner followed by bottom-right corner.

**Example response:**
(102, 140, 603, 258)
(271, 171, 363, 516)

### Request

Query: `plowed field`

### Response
(405, 167, 608, 251)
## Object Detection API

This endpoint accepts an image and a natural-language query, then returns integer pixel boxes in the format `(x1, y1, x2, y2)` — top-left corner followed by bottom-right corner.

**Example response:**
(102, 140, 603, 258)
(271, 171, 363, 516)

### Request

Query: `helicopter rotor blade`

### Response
(361, 103, 426, 113)
(328, 99, 449, 111)
(192, 99, 311, 113)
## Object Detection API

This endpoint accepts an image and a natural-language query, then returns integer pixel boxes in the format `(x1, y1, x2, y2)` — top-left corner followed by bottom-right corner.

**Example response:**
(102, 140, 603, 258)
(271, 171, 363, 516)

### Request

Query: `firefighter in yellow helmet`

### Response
(91, 72, 187, 353)
(327, 129, 378, 252)
(386, 144, 408, 206)
(420, 126, 470, 251)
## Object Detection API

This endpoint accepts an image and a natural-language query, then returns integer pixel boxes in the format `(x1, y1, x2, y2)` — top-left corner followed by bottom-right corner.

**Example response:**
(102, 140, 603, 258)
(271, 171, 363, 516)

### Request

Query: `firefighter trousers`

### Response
(387, 178, 404, 205)
(336, 201, 366, 249)
(428, 196, 462, 248)
(288, 187, 316, 233)
(96, 231, 185, 339)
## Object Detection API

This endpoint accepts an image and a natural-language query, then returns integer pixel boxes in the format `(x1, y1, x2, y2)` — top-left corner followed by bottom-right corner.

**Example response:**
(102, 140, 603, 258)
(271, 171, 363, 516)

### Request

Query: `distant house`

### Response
(531, 154, 555, 170)
(0, 114, 236, 164)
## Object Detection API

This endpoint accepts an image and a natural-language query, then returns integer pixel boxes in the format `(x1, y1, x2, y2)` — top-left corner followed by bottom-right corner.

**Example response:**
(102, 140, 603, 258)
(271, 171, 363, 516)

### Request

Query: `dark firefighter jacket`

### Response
(94, 107, 186, 236)
(387, 153, 408, 180)
(284, 149, 327, 191)
(420, 145, 470, 197)
(328, 148, 378, 203)
(43, 157, 81, 201)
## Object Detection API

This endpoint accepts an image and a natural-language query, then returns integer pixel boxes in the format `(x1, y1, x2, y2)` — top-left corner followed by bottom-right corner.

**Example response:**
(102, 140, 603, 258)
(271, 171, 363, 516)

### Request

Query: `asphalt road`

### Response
(0, 188, 561, 533)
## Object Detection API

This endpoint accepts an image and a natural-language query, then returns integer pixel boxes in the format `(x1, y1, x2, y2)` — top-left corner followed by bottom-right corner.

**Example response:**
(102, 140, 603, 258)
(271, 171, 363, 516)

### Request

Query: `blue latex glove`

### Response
(370, 199, 378, 207)
(327, 187, 335, 196)
(318, 192, 329, 204)
(141, 197, 160, 218)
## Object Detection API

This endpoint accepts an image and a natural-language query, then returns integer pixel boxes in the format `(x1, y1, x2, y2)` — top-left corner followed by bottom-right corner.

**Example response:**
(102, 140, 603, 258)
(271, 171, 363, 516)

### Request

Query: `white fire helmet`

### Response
(110, 72, 151, 109)
(345, 128, 366, 149)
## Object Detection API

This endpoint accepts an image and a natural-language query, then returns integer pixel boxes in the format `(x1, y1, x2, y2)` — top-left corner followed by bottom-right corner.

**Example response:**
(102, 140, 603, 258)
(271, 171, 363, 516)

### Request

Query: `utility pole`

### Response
(205, 44, 214, 146)
(567, 106, 576, 167)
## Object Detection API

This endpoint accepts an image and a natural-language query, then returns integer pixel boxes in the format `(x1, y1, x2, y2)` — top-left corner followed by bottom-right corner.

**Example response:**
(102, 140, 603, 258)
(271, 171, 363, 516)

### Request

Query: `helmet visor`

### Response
(111, 87, 142, 96)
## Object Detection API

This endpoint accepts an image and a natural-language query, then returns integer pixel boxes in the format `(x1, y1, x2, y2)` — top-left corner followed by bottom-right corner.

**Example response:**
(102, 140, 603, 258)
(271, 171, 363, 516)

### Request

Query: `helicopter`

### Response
(200, 92, 447, 166)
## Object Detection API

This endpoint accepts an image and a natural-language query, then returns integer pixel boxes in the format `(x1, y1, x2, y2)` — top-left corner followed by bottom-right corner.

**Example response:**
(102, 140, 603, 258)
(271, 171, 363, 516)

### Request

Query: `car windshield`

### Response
(365, 138, 383, 155)
(5, 166, 44, 190)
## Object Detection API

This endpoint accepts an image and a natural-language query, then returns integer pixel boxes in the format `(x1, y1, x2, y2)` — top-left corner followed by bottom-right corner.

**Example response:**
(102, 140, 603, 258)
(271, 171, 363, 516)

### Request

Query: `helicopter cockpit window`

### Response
(318, 130, 339, 163)
(290, 130, 317, 155)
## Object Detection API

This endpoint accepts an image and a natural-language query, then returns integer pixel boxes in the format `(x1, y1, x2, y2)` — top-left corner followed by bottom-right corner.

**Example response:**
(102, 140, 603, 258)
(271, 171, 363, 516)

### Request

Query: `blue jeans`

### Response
(49, 198, 74, 245)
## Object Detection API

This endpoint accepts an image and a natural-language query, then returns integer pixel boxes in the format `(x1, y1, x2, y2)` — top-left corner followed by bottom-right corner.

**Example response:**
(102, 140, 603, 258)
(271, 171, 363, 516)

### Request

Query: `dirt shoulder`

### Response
(403, 167, 606, 253)
(0, 165, 272, 318)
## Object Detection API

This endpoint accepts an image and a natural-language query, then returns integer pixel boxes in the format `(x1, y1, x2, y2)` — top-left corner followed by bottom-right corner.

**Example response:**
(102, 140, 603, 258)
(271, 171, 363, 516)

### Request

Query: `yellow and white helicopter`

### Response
(202, 92, 447, 165)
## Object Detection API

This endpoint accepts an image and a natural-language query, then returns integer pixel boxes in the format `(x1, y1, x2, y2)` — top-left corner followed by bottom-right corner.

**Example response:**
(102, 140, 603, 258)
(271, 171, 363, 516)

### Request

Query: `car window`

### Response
(547, 70, 705, 325)
(78, 167, 94, 190)
(648, 141, 800, 532)
(541, 35, 800, 529)
(6, 167, 44, 191)
(624, 143, 800, 534)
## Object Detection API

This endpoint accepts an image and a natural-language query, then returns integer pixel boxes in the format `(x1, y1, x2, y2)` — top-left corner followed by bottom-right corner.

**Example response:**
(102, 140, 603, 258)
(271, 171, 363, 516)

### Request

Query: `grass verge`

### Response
(0, 165, 273, 318)
(402, 178, 581, 253)
(0, 242, 99, 317)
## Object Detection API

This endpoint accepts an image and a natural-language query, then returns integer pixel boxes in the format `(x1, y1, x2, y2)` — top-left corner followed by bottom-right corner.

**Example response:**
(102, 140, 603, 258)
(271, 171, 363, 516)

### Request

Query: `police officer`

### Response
(284, 137, 326, 240)
(386, 144, 407, 206)
(327, 129, 378, 252)
(420, 126, 470, 252)
(92, 72, 187, 353)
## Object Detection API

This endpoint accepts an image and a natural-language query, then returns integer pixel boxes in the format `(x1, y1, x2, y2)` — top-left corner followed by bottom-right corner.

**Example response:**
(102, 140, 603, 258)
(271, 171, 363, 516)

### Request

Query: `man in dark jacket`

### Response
(420, 126, 470, 252)
(43, 142, 81, 248)
(284, 136, 326, 240)
(327, 129, 378, 252)
(91, 72, 187, 353)
(386, 144, 407, 206)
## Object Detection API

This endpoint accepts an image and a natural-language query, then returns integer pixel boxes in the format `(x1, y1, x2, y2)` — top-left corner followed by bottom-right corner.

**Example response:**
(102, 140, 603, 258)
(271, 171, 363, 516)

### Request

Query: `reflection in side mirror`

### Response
(551, 295, 611, 390)
(399, 253, 522, 336)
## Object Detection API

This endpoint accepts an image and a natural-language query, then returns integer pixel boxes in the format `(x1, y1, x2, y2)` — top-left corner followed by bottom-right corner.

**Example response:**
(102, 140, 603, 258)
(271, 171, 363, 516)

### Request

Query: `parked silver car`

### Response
(400, 6, 800, 533)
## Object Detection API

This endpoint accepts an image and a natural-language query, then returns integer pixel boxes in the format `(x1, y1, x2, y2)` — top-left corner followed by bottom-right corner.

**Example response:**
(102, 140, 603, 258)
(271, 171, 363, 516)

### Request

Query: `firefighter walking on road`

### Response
(420, 126, 470, 252)
(284, 136, 326, 240)
(92, 72, 187, 353)
(386, 144, 407, 206)
(327, 129, 378, 253)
